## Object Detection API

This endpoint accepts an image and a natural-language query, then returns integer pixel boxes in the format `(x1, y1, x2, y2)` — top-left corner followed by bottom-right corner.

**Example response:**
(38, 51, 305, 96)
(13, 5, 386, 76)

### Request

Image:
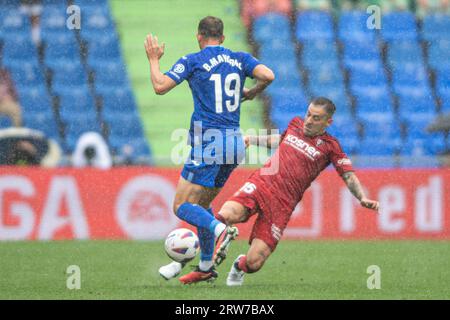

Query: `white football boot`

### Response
(226, 254, 245, 286)
(214, 226, 239, 267)
(159, 261, 183, 280)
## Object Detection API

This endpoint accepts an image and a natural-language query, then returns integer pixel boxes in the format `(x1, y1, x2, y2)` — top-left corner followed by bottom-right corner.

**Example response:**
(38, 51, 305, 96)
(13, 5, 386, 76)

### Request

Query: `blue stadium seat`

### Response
(64, 115, 102, 138)
(17, 85, 54, 114)
(78, 5, 113, 33)
(435, 68, 450, 88)
(395, 85, 436, 117)
(40, 5, 69, 35)
(427, 40, 450, 71)
(422, 14, 450, 42)
(44, 33, 81, 65)
(342, 40, 383, 72)
(23, 112, 61, 140)
(59, 91, 97, 121)
(387, 41, 423, 66)
(86, 33, 121, 65)
(51, 62, 88, 88)
(401, 135, 446, 157)
(270, 90, 308, 114)
(109, 136, 152, 161)
(0, 8, 31, 32)
(107, 114, 145, 139)
(391, 63, 429, 86)
(308, 65, 345, 89)
(96, 85, 137, 113)
(253, 13, 291, 44)
(262, 61, 301, 88)
(359, 114, 400, 140)
(327, 116, 359, 140)
(7, 62, 45, 87)
(380, 12, 418, 42)
(295, 11, 334, 42)
(338, 10, 377, 43)
(349, 68, 387, 86)
(301, 40, 339, 68)
(403, 113, 436, 138)
(259, 43, 296, 62)
(2, 35, 39, 65)
(91, 61, 128, 87)
(359, 137, 398, 156)
(52, 84, 90, 100)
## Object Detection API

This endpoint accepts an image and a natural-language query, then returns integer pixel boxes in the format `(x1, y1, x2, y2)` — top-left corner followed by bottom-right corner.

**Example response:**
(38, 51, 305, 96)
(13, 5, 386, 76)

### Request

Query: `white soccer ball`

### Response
(164, 228, 200, 263)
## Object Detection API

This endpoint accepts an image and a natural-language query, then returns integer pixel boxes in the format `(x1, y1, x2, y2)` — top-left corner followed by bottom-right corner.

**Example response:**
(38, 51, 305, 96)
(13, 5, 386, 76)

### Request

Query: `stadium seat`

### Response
(422, 14, 450, 42)
(44, 33, 81, 65)
(359, 137, 398, 156)
(295, 11, 334, 42)
(380, 12, 418, 42)
(301, 40, 339, 69)
(107, 115, 145, 139)
(96, 85, 137, 113)
(400, 135, 446, 157)
(51, 62, 88, 88)
(326, 116, 359, 142)
(86, 33, 121, 65)
(78, 4, 114, 33)
(359, 114, 400, 140)
(338, 10, 377, 43)
(22, 112, 61, 140)
(16, 85, 54, 114)
(59, 90, 97, 121)
(348, 68, 387, 87)
(7, 62, 45, 87)
(40, 5, 69, 36)
(342, 40, 383, 72)
(391, 63, 429, 86)
(109, 136, 152, 162)
(387, 41, 423, 67)
(427, 40, 450, 71)
(0, 8, 31, 32)
(2, 35, 39, 65)
(91, 61, 128, 87)
(253, 13, 291, 44)
(395, 85, 436, 117)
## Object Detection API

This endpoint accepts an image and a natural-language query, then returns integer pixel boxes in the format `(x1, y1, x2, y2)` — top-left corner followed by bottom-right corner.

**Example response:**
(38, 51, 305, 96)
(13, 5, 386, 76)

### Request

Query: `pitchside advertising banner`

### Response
(0, 167, 448, 240)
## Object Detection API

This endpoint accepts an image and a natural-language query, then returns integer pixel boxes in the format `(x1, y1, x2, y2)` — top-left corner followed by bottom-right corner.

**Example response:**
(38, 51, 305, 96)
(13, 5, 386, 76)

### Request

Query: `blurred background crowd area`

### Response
(0, 0, 449, 168)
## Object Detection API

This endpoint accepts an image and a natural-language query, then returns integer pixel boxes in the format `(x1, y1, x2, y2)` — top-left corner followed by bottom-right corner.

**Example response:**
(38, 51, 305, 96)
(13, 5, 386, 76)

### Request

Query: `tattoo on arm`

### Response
(342, 172, 365, 201)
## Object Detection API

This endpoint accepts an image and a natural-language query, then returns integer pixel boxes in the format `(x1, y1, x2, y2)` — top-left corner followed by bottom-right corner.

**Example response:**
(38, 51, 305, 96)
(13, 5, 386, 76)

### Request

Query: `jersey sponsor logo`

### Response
(337, 158, 352, 166)
(271, 224, 282, 241)
(202, 54, 243, 72)
(284, 134, 321, 160)
(173, 64, 185, 74)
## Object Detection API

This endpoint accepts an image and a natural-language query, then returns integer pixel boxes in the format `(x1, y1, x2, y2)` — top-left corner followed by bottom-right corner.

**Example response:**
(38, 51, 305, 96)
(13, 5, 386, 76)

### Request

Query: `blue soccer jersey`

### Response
(164, 45, 260, 188)
(165, 46, 260, 133)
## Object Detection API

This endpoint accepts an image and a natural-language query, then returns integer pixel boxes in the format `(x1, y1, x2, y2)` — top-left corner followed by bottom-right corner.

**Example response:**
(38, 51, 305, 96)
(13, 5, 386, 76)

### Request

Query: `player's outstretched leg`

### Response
(226, 239, 272, 286)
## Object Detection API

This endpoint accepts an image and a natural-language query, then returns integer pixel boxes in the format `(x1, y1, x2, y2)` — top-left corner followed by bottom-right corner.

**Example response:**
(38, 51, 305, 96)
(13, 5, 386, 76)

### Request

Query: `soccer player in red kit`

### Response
(212, 97, 380, 286)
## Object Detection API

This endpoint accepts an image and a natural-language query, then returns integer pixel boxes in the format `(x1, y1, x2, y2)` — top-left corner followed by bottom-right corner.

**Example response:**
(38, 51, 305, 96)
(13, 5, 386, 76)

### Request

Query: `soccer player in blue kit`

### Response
(144, 16, 274, 284)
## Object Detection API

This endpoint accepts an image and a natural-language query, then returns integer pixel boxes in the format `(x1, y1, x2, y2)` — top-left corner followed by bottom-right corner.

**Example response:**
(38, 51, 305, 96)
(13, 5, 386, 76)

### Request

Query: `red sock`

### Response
(237, 255, 249, 273)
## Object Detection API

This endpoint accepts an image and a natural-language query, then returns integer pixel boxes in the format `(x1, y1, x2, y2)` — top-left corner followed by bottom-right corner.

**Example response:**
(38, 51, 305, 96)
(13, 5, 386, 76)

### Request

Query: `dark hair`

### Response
(198, 16, 224, 39)
(311, 97, 336, 117)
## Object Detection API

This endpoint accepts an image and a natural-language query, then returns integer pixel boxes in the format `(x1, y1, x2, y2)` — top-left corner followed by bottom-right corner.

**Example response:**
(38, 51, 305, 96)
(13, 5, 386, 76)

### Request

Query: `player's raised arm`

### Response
(342, 172, 379, 211)
(242, 64, 275, 102)
(144, 34, 177, 95)
(243, 134, 281, 149)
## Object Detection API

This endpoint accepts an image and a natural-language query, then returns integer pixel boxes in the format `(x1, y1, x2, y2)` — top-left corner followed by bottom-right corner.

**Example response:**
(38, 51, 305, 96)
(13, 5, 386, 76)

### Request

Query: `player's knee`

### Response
(246, 254, 265, 273)
(217, 208, 240, 225)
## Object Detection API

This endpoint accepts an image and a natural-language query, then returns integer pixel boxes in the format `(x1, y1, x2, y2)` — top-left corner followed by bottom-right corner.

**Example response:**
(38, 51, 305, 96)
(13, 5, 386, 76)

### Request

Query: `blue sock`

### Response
(197, 208, 216, 261)
(176, 202, 221, 234)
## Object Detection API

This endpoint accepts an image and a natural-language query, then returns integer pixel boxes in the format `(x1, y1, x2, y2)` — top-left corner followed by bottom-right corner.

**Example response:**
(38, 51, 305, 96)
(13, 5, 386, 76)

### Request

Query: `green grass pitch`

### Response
(0, 240, 449, 299)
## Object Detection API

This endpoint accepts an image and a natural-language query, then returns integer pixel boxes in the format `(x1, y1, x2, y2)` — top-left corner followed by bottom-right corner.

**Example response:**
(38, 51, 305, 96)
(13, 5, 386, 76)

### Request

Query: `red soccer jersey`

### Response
(247, 116, 354, 213)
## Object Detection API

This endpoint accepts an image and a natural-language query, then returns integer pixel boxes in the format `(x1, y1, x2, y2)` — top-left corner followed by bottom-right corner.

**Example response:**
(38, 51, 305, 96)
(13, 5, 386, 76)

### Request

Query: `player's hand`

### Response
(242, 87, 257, 102)
(144, 34, 165, 61)
(360, 198, 379, 212)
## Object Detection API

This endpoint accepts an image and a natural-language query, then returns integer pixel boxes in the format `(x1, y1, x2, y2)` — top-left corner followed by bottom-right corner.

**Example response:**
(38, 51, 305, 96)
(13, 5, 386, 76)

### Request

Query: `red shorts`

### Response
(228, 181, 292, 251)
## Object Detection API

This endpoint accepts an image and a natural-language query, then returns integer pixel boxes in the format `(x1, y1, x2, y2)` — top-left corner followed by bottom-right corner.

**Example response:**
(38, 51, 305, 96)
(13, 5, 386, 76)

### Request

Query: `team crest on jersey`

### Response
(316, 139, 323, 147)
(173, 64, 185, 73)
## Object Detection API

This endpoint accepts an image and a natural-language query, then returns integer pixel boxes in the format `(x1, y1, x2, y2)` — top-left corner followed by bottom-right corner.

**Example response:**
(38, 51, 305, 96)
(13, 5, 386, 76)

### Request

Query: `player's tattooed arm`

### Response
(244, 135, 281, 149)
(342, 172, 379, 211)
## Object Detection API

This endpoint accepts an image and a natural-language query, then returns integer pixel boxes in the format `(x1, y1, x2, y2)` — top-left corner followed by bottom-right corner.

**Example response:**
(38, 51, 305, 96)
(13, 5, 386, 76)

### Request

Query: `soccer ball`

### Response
(164, 228, 200, 263)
